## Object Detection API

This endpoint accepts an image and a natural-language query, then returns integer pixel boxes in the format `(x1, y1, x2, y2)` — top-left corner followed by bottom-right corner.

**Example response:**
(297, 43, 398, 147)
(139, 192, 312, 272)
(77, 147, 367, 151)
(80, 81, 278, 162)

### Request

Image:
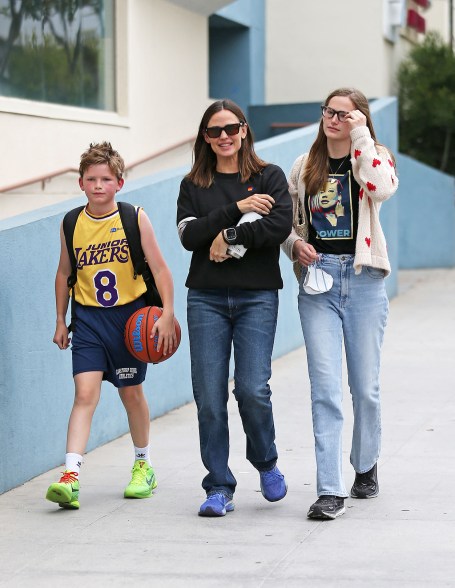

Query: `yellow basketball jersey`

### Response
(72, 206, 147, 307)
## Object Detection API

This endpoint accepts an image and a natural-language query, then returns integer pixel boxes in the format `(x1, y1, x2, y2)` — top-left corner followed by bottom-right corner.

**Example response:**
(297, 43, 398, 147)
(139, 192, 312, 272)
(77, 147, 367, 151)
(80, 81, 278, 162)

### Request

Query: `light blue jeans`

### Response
(298, 254, 388, 497)
(187, 288, 279, 498)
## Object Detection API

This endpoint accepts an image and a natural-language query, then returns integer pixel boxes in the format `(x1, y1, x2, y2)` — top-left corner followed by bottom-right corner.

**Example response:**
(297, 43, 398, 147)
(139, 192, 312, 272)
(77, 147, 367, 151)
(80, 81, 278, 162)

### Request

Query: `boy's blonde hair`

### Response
(79, 142, 125, 179)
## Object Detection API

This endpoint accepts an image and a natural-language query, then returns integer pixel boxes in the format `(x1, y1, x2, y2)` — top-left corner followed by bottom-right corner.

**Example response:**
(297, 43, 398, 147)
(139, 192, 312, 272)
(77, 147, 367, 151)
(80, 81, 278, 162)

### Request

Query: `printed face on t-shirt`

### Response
(309, 174, 353, 237)
(319, 181, 339, 209)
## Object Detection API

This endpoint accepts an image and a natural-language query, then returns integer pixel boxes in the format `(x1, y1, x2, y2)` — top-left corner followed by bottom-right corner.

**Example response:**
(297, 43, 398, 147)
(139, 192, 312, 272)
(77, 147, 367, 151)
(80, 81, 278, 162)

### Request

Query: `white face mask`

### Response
(303, 263, 333, 295)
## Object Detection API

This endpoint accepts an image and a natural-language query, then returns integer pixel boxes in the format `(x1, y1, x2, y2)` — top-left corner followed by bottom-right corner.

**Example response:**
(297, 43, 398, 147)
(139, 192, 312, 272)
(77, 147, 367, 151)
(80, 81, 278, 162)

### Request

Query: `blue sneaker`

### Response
(198, 493, 234, 517)
(259, 466, 288, 502)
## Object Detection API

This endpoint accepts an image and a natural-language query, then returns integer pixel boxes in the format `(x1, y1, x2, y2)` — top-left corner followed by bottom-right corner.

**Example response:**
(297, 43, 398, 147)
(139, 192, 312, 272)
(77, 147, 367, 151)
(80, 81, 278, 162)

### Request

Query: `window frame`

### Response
(0, 0, 128, 126)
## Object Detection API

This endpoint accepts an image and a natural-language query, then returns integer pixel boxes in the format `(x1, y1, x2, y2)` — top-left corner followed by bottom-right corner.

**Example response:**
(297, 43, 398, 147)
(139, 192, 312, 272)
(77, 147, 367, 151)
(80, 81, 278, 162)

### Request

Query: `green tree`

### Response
(398, 31, 455, 173)
(0, 0, 104, 107)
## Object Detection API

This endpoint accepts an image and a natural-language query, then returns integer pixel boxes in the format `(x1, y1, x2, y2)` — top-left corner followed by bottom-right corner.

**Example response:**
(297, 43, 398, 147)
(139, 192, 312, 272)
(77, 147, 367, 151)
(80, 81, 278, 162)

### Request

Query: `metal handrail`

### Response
(0, 167, 79, 193)
(0, 135, 196, 194)
(269, 122, 311, 128)
(124, 135, 195, 173)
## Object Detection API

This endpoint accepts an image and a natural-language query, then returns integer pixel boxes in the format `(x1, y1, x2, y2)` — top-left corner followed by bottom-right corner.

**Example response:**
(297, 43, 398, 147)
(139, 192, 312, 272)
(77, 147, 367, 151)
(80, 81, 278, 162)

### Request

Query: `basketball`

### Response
(124, 306, 181, 364)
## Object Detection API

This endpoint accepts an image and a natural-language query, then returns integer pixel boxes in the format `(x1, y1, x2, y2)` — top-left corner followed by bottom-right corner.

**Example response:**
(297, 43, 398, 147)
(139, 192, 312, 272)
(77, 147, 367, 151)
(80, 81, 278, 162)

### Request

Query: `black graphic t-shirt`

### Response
(305, 156, 360, 254)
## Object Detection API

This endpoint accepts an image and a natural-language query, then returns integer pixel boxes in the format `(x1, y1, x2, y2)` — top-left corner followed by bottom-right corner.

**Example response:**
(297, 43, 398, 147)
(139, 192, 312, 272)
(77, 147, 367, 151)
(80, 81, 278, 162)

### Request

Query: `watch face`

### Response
(225, 228, 236, 242)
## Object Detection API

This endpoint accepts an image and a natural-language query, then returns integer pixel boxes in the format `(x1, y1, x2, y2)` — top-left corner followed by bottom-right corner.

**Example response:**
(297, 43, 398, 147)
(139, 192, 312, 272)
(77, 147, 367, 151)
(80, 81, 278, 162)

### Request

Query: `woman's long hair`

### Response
(186, 99, 267, 188)
(304, 87, 394, 195)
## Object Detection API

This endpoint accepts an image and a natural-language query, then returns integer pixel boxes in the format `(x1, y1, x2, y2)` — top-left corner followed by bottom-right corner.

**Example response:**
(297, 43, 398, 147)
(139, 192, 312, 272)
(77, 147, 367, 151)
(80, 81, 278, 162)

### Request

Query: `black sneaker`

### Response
(350, 463, 379, 499)
(307, 495, 345, 520)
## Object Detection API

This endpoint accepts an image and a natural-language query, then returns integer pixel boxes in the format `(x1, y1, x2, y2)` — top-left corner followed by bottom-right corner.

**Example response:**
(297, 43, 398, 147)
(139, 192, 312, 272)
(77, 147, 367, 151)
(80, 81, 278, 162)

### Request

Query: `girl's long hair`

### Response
(304, 87, 394, 195)
(186, 99, 267, 188)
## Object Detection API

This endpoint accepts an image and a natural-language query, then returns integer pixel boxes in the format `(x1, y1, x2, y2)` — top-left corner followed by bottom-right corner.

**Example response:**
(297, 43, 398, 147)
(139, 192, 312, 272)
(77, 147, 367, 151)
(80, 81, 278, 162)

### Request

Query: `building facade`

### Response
(266, 0, 439, 104)
(0, 0, 253, 190)
(1, 0, 449, 195)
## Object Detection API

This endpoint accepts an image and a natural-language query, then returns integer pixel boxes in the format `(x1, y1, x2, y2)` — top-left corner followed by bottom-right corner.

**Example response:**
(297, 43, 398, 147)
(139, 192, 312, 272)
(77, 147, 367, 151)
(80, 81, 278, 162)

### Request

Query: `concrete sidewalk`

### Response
(1, 269, 454, 587)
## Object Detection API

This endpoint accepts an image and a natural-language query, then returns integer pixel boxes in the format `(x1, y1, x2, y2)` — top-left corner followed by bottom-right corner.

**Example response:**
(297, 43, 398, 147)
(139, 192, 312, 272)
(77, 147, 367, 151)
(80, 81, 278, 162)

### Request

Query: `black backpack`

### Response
(63, 201, 162, 331)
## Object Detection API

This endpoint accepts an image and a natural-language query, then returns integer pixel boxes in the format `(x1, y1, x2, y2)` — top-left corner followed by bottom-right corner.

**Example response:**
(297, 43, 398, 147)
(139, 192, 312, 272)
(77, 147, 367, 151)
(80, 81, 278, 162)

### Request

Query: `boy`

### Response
(46, 142, 176, 509)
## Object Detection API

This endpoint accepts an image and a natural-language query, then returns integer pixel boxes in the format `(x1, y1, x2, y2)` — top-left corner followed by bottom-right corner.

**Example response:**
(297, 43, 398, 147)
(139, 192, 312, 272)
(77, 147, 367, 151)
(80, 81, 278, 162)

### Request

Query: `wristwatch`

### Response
(223, 227, 237, 244)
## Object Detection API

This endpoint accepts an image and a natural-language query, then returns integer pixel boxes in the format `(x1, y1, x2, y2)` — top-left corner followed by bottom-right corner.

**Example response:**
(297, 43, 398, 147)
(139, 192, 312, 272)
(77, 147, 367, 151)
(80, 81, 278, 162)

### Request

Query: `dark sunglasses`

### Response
(321, 105, 349, 122)
(204, 122, 245, 139)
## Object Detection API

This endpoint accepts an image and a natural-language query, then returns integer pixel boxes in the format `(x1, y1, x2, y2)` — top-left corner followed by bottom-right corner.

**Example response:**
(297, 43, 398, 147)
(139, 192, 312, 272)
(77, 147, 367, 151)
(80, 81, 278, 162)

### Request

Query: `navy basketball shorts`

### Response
(71, 297, 148, 388)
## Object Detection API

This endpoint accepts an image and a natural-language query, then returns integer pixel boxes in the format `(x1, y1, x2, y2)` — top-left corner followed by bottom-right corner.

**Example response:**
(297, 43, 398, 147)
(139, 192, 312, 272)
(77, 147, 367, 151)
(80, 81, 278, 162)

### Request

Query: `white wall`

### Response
(0, 0, 210, 189)
(266, 0, 389, 104)
(265, 0, 439, 104)
(425, 0, 453, 43)
(124, 0, 208, 160)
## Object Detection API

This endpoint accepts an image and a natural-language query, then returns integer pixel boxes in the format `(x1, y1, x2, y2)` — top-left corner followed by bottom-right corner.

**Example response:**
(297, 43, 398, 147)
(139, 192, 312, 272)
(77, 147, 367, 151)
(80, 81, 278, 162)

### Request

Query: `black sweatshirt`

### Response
(177, 164, 292, 290)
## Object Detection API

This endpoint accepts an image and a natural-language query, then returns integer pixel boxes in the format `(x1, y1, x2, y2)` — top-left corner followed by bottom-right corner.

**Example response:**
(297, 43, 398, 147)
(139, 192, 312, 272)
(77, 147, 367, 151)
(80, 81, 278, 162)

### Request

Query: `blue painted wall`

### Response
(396, 153, 455, 268)
(1, 97, 453, 494)
(249, 102, 323, 141)
(210, 0, 265, 111)
(209, 20, 251, 112)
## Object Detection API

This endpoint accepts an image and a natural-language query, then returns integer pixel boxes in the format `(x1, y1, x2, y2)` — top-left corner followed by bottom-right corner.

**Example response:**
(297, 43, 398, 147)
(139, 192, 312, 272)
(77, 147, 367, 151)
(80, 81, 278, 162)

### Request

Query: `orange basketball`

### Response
(124, 306, 181, 364)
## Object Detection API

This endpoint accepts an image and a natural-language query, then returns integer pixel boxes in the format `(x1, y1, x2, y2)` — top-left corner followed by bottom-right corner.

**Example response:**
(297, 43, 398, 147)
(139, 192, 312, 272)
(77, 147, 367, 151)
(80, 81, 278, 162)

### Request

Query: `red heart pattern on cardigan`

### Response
(366, 182, 376, 191)
(354, 149, 361, 159)
(372, 158, 381, 167)
(359, 188, 364, 200)
(365, 237, 371, 247)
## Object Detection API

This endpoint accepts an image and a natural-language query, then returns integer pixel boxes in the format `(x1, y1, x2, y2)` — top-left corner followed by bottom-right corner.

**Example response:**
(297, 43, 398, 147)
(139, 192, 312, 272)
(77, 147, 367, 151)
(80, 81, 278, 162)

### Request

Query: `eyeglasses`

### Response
(321, 106, 349, 123)
(205, 122, 245, 139)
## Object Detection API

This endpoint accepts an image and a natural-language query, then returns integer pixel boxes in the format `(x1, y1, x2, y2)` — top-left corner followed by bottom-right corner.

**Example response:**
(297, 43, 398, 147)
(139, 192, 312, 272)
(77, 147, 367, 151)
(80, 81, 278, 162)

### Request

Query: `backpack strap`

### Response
(62, 205, 85, 332)
(117, 202, 163, 308)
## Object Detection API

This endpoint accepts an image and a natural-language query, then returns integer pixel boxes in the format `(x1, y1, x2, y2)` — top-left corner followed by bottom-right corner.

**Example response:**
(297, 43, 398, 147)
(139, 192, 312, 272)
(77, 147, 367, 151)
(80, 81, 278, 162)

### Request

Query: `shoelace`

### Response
(316, 495, 341, 505)
(130, 463, 148, 484)
(261, 468, 283, 481)
(59, 471, 78, 484)
(356, 478, 373, 488)
(207, 493, 226, 503)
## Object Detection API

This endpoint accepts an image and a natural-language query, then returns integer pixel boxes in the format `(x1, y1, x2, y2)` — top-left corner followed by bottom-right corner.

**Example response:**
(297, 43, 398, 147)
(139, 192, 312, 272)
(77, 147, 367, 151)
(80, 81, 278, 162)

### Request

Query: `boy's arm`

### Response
(139, 211, 177, 356)
(53, 223, 72, 350)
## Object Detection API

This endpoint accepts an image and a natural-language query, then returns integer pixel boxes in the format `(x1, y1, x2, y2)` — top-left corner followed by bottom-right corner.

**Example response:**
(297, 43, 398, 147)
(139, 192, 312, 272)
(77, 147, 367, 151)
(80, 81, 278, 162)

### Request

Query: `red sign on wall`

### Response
(407, 9, 426, 33)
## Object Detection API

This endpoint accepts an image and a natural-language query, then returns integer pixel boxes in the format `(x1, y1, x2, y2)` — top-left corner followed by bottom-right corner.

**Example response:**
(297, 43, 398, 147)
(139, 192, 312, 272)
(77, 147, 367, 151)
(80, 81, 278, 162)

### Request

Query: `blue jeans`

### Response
(187, 288, 279, 498)
(298, 255, 388, 497)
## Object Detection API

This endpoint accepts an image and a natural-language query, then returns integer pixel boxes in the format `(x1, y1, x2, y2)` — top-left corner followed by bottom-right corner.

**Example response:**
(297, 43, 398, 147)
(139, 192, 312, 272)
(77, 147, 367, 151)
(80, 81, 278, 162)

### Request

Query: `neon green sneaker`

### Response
(46, 470, 80, 509)
(124, 460, 157, 498)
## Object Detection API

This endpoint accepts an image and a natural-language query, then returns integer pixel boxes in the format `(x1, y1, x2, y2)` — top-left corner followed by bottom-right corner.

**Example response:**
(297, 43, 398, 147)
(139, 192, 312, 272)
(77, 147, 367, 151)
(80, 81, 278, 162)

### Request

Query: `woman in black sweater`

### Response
(177, 99, 292, 517)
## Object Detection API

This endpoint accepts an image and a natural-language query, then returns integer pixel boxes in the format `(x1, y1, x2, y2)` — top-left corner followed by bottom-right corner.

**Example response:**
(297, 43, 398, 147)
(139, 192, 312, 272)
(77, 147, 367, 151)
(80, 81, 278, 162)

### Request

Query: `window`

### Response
(0, 0, 115, 110)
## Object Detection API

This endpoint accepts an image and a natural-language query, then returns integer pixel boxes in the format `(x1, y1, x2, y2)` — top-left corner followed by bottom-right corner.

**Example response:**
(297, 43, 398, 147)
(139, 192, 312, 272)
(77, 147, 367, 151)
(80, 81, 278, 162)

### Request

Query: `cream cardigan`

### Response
(282, 126, 399, 276)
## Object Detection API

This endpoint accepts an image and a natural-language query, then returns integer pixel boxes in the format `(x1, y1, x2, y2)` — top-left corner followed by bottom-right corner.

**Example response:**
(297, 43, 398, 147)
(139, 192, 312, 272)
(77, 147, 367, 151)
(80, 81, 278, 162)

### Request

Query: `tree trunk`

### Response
(440, 127, 452, 171)
(0, 1, 26, 77)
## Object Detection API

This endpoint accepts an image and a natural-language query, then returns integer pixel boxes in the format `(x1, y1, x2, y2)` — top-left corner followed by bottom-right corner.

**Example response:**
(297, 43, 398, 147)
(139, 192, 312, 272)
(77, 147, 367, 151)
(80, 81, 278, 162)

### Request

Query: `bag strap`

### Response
(62, 205, 85, 332)
(294, 154, 308, 226)
(117, 202, 147, 276)
(63, 205, 85, 289)
(117, 202, 163, 307)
